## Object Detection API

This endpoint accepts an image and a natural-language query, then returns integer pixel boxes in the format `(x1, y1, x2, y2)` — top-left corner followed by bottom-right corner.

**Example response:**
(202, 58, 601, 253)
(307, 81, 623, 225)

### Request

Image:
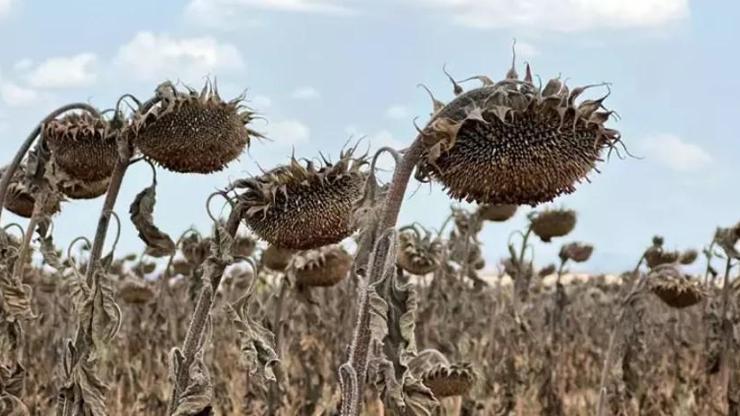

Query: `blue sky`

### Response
(0, 0, 737, 273)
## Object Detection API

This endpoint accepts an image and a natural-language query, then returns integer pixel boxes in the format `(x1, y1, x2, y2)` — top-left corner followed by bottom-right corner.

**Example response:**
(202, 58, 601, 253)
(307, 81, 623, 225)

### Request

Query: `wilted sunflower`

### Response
(235, 148, 367, 250)
(422, 363, 476, 398)
(289, 245, 352, 287)
(478, 204, 517, 222)
(649, 264, 705, 308)
(0, 165, 60, 218)
(44, 112, 119, 183)
(118, 278, 156, 305)
(397, 226, 444, 275)
(559, 242, 594, 263)
(49, 162, 111, 200)
(644, 247, 680, 269)
(415, 59, 621, 206)
(679, 249, 698, 265)
(132, 81, 259, 173)
(262, 245, 295, 271)
(530, 209, 576, 243)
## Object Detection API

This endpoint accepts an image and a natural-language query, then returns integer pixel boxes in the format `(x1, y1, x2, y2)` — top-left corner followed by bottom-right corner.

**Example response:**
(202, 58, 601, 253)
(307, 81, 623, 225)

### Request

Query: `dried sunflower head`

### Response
(530, 209, 576, 242)
(132, 81, 258, 173)
(679, 249, 698, 265)
(1, 164, 61, 218)
(478, 204, 517, 222)
(262, 245, 295, 271)
(48, 161, 110, 200)
(289, 245, 352, 287)
(644, 246, 680, 269)
(118, 278, 156, 304)
(397, 226, 444, 275)
(235, 148, 367, 250)
(421, 363, 476, 398)
(44, 112, 118, 182)
(559, 242, 593, 263)
(181, 233, 211, 266)
(649, 264, 705, 308)
(415, 60, 620, 206)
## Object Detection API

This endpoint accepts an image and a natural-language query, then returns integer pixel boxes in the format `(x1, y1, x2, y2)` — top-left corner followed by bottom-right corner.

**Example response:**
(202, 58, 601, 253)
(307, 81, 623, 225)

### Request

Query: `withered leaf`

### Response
(226, 292, 279, 382)
(58, 341, 109, 416)
(77, 271, 122, 349)
(0, 394, 30, 416)
(172, 353, 214, 416)
(36, 219, 63, 270)
(129, 184, 176, 258)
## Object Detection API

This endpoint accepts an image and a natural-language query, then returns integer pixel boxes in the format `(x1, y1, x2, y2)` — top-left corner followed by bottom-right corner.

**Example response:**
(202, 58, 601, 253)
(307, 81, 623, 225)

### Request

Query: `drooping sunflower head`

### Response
(132, 81, 259, 173)
(421, 363, 477, 398)
(44, 112, 119, 183)
(649, 264, 705, 308)
(415, 58, 621, 206)
(529, 209, 577, 243)
(1, 164, 61, 218)
(397, 225, 444, 275)
(288, 245, 352, 287)
(559, 242, 594, 263)
(478, 203, 517, 222)
(262, 245, 295, 271)
(235, 147, 367, 250)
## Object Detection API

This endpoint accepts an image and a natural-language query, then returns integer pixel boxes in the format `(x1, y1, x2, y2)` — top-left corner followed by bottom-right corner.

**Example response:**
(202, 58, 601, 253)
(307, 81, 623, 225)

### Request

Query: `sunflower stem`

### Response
(340, 137, 423, 416)
(168, 205, 243, 415)
(719, 257, 735, 406)
(0, 103, 99, 223)
(84, 138, 133, 285)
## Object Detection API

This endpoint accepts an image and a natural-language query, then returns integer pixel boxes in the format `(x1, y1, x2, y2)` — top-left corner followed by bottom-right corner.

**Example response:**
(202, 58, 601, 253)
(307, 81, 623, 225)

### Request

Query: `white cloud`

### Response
(0, 82, 40, 107)
(291, 86, 320, 100)
(264, 119, 310, 145)
(412, 0, 689, 31)
(185, 0, 355, 27)
(114, 32, 244, 82)
(26, 53, 98, 88)
(641, 134, 711, 172)
(187, 0, 354, 17)
(385, 105, 409, 120)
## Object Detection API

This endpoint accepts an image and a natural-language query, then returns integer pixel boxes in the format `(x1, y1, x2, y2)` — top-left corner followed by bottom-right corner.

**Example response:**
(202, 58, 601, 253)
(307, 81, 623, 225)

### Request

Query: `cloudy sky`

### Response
(0, 0, 736, 273)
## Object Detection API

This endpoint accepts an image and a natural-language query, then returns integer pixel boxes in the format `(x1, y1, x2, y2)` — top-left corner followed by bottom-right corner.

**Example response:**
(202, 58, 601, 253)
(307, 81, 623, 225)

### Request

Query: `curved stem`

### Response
(84, 139, 133, 285)
(0, 103, 100, 223)
(380, 137, 424, 230)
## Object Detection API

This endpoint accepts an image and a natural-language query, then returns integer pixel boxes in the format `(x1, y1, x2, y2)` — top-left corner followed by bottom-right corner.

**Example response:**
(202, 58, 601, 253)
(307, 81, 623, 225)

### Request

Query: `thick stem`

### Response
(168, 206, 243, 414)
(12, 207, 40, 281)
(340, 137, 423, 416)
(0, 103, 99, 223)
(84, 143, 133, 284)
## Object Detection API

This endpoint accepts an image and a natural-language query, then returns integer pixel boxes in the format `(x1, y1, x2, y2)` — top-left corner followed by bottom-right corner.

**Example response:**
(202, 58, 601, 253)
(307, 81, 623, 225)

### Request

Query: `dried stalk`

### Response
(167, 205, 243, 414)
(339, 138, 423, 416)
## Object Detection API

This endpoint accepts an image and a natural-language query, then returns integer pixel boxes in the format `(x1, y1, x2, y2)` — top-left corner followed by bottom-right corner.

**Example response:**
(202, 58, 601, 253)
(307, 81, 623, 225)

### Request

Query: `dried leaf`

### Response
(226, 292, 279, 382)
(172, 353, 214, 416)
(375, 359, 438, 416)
(77, 271, 122, 349)
(129, 184, 176, 258)
(0, 394, 29, 416)
(58, 341, 109, 416)
(36, 219, 63, 269)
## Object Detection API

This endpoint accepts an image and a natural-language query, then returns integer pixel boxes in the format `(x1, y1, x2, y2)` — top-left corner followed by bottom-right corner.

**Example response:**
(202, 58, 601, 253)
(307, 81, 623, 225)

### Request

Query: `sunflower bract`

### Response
(416, 62, 621, 206)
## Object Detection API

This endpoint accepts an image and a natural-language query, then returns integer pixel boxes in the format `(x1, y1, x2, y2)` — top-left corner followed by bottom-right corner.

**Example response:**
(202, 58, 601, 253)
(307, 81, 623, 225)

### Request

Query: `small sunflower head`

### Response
(421, 363, 477, 398)
(1, 164, 61, 218)
(559, 242, 594, 263)
(235, 148, 367, 250)
(118, 279, 156, 305)
(649, 264, 705, 308)
(49, 162, 110, 200)
(478, 203, 517, 222)
(262, 245, 295, 271)
(679, 249, 698, 265)
(181, 233, 211, 266)
(44, 112, 119, 183)
(289, 245, 352, 287)
(132, 81, 258, 173)
(397, 225, 444, 275)
(644, 246, 680, 269)
(415, 59, 620, 206)
(530, 209, 577, 242)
